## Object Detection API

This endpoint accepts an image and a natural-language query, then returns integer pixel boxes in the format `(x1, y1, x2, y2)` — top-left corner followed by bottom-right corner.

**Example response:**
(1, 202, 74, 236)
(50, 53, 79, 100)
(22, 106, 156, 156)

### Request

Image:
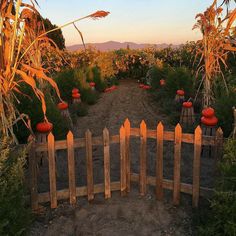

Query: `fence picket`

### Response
(214, 128, 224, 159)
(173, 124, 182, 205)
(29, 138, 38, 211)
(124, 118, 131, 192)
(67, 131, 76, 205)
(140, 120, 147, 196)
(48, 133, 57, 208)
(156, 122, 164, 200)
(192, 126, 202, 207)
(120, 126, 127, 196)
(85, 130, 94, 201)
(103, 128, 111, 199)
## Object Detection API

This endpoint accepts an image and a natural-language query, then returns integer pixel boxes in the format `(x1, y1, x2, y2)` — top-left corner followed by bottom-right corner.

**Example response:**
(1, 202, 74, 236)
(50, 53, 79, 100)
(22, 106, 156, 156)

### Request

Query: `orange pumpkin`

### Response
(72, 93, 81, 99)
(57, 102, 68, 110)
(202, 107, 215, 118)
(201, 116, 218, 126)
(72, 88, 79, 94)
(36, 122, 53, 133)
(143, 85, 151, 90)
(160, 79, 165, 86)
(183, 102, 192, 108)
(139, 84, 145, 88)
(89, 82, 95, 87)
(177, 90, 185, 96)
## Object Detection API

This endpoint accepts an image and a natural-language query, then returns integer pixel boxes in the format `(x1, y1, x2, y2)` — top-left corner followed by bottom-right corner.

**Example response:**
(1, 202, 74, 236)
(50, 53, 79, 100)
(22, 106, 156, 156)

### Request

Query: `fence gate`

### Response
(29, 119, 223, 211)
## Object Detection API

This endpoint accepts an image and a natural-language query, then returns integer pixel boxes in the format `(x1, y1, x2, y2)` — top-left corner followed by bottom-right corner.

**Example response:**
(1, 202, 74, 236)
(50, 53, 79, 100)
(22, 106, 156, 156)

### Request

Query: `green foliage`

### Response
(148, 65, 169, 88)
(92, 66, 106, 92)
(54, 69, 80, 102)
(214, 91, 236, 137)
(0, 138, 32, 235)
(81, 89, 99, 105)
(15, 84, 70, 142)
(43, 18, 65, 50)
(69, 103, 88, 124)
(197, 139, 236, 236)
(165, 67, 194, 98)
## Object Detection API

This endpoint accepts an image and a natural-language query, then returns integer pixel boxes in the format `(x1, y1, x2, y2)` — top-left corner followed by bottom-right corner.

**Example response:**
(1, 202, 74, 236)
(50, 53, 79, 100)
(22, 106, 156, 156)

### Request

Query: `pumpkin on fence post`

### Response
(35, 121, 53, 165)
(200, 107, 218, 158)
(180, 101, 195, 127)
(72, 88, 81, 104)
(175, 90, 185, 103)
(89, 82, 96, 91)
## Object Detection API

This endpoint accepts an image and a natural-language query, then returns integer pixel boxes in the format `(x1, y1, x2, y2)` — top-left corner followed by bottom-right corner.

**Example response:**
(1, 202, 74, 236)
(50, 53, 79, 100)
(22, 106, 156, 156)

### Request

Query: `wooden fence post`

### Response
(140, 120, 147, 196)
(173, 124, 182, 205)
(124, 118, 131, 193)
(85, 130, 94, 201)
(156, 122, 164, 200)
(67, 131, 76, 205)
(48, 133, 57, 208)
(103, 128, 111, 199)
(120, 126, 127, 196)
(192, 126, 202, 208)
(28, 138, 38, 211)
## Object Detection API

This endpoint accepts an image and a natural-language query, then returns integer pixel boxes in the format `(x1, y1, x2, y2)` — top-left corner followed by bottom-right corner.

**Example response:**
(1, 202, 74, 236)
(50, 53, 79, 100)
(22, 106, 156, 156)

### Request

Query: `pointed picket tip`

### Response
(175, 123, 182, 132)
(124, 118, 131, 127)
(216, 127, 223, 135)
(85, 129, 92, 136)
(157, 121, 164, 130)
(140, 120, 147, 129)
(103, 127, 109, 135)
(47, 132, 54, 140)
(195, 125, 202, 135)
(67, 131, 74, 139)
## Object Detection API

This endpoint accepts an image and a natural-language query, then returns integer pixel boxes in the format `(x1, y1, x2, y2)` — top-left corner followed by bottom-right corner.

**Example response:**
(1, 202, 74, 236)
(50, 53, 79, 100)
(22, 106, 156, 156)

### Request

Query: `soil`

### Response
(30, 80, 215, 236)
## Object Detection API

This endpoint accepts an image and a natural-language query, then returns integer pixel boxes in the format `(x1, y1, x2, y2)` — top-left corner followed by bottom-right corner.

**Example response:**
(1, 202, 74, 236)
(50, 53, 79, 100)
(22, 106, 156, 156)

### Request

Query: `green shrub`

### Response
(14, 85, 70, 143)
(54, 69, 80, 102)
(81, 89, 99, 105)
(165, 67, 194, 99)
(69, 103, 88, 124)
(148, 65, 168, 88)
(92, 66, 106, 92)
(0, 138, 32, 236)
(197, 139, 236, 236)
(214, 90, 236, 137)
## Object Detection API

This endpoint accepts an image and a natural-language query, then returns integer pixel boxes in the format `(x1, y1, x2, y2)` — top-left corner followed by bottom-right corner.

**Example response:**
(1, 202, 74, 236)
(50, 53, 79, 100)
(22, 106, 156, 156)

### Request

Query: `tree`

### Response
(43, 18, 65, 50)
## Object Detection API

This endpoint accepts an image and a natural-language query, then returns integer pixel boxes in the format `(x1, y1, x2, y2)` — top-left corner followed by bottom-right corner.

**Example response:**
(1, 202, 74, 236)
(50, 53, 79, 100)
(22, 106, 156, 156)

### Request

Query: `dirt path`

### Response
(74, 79, 169, 136)
(31, 80, 215, 236)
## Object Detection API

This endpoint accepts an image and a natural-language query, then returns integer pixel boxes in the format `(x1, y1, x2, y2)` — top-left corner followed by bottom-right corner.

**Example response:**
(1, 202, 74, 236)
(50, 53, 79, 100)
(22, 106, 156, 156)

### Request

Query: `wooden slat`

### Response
(47, 133, 57, 208)
(124, 118, 131, 192)
(103, 128, 111, 199)
(85, 130, 94, 201)
(140, 120, 147, 196)
(192, 126, 202, 207)
(29, 139, 38, 210)
(67, 131, 76, 205)
(173, 124, 182, 205)
(120, 126, 127, 196)
(130, 173, 214, 198)
(156, 122, 164, 200)
(38, 181, 121, 203)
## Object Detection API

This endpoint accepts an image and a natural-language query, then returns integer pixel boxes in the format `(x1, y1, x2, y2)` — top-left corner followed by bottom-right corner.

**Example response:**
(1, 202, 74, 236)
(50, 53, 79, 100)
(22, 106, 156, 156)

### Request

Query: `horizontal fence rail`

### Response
(29, 119, 224, 211)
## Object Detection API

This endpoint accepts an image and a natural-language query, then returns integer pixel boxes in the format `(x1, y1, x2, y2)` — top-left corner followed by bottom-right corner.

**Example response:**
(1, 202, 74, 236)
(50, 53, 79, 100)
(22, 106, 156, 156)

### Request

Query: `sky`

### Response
(37, 0, 218, 46)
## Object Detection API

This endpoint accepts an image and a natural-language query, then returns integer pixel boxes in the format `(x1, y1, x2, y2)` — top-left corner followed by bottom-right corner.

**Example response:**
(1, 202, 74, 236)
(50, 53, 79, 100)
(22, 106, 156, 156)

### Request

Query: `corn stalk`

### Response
(193, 0, 236, 107)
(0, 0, 109, 142)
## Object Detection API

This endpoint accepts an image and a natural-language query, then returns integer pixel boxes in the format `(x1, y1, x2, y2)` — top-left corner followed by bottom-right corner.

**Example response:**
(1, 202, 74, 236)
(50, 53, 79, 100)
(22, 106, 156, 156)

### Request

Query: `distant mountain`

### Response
(66, 41, 179, 52)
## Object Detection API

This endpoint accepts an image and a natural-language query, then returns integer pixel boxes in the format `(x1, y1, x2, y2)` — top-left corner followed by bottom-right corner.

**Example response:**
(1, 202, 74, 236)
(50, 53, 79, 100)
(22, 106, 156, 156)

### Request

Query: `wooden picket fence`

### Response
(29, 119, 223, 211)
